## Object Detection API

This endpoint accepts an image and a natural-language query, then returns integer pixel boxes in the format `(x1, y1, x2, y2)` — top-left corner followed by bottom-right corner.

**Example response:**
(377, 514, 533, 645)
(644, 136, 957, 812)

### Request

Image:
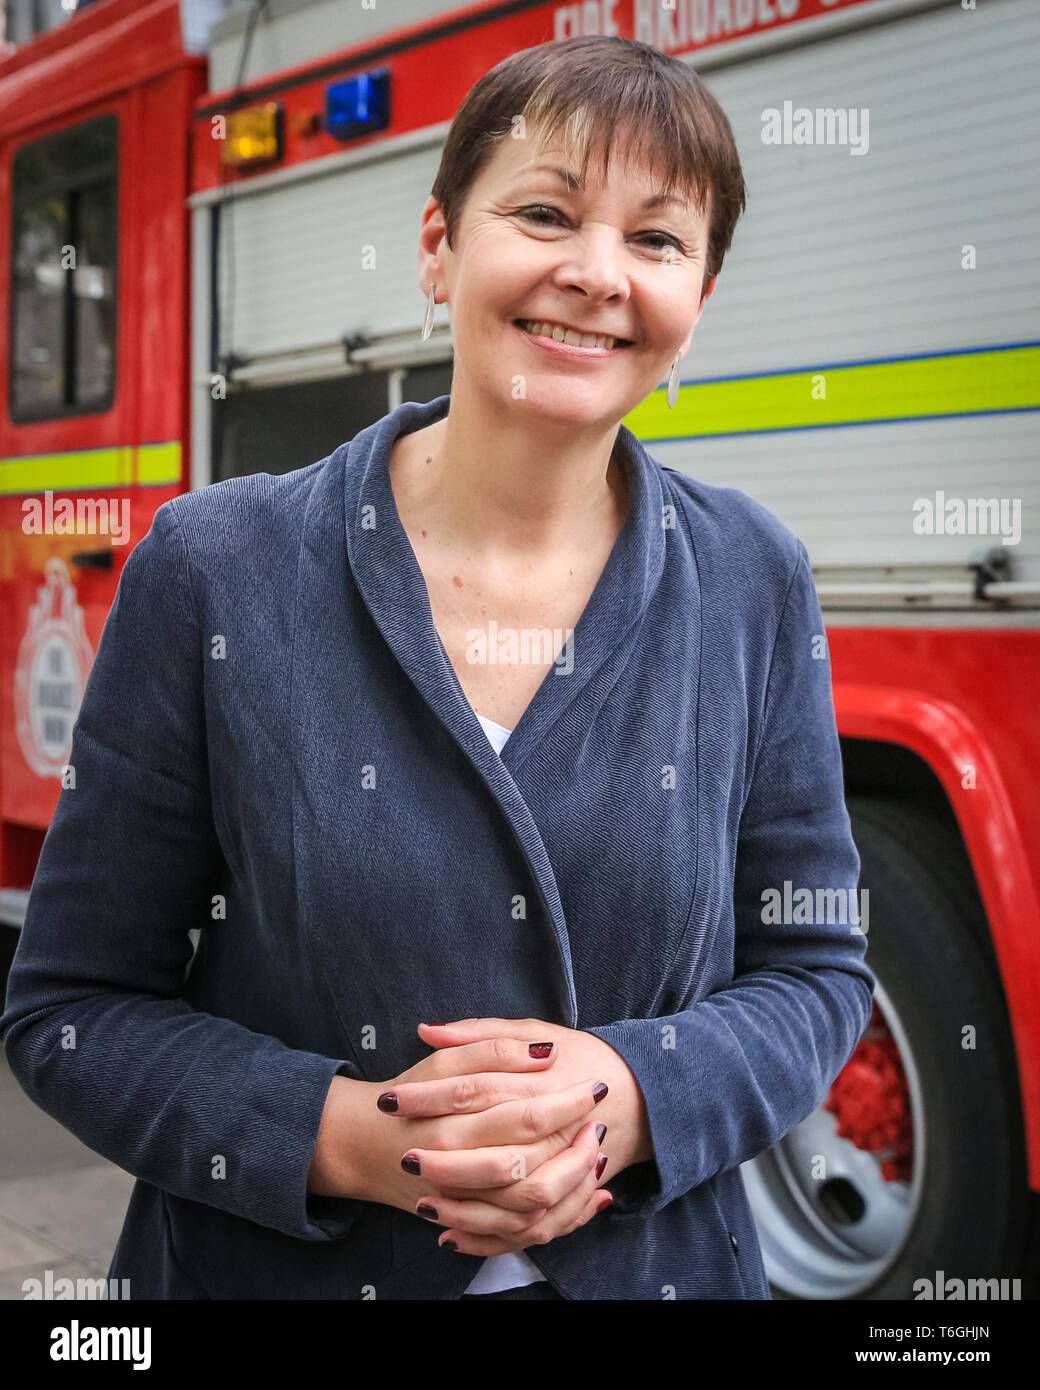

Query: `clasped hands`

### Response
(359, 1017, 652, 1255)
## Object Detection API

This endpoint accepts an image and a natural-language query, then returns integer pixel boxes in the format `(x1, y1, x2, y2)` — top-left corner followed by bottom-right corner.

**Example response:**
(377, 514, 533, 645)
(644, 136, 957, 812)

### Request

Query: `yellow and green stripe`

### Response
(0, 441, 181, 495)
(626, 342, 1040, 441)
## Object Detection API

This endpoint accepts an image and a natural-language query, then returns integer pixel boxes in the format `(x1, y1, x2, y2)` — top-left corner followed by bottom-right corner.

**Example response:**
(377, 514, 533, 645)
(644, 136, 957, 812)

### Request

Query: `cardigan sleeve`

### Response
(585, 541, 875, 1218)
(0, 500, 367, 1243)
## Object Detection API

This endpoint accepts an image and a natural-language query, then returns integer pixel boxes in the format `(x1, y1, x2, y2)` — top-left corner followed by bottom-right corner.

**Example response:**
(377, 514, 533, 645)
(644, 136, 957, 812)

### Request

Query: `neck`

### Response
(396, 387, 630, 560)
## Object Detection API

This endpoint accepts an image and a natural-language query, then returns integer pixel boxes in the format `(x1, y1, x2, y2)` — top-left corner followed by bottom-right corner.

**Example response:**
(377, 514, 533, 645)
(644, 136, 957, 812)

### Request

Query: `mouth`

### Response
(513, 319, 633, 352)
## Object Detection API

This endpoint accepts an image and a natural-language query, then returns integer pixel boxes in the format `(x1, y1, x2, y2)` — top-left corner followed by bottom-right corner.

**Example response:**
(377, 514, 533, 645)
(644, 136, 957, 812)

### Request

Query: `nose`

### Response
(551, 223, 631, 304)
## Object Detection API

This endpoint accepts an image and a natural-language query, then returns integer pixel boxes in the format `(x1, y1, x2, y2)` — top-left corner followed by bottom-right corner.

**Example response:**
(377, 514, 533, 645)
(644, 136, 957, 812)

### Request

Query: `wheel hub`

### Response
(823, 1003, 913, 1183)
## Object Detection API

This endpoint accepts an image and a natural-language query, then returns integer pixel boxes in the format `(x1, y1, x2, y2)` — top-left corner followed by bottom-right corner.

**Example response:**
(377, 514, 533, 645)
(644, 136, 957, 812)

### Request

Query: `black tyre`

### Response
(742, 794, 1029, 1299)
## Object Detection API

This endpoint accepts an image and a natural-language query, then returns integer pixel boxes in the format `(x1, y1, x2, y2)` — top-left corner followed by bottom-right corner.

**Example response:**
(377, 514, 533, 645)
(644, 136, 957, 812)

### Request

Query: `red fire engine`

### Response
(1, 0, 1038, 1300)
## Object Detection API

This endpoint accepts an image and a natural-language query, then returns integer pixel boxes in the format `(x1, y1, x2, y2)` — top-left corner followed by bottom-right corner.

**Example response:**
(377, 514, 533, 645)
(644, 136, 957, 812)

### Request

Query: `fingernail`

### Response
(592, 1082, 609, 1104)
(441, 1238, 458, 1251)
(377, 1092, 398, 1113)
(416, 1203, 438, 1221)
(529, 1043, 554, 1058)
(422, 1022, 446, 1027)
(595, 1155, 608, 1179)
(596, 1123, 607, 1144)
(401, 1154, 422, 1175)
(597, 1192, 613, 1213)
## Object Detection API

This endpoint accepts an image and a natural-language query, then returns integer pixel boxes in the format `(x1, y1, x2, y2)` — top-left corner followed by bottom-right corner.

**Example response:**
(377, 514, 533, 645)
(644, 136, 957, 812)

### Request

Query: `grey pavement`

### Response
(0, 1042, 134, 1299)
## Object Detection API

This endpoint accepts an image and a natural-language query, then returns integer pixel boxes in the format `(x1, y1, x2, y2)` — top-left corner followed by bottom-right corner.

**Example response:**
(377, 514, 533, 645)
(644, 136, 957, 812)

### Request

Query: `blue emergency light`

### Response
(324, 69, 390, 141)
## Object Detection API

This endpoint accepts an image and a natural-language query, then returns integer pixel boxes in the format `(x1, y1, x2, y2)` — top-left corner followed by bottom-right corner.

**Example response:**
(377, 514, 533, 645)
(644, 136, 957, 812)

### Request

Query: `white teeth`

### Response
(521, 320, 621, 350)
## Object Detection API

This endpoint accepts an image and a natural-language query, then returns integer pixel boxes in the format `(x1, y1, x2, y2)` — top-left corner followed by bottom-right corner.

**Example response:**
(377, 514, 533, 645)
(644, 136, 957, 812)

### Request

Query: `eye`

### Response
(517, 206, 686, 256)
(518, 204, 567, 226)
(639, 231, 687, 256)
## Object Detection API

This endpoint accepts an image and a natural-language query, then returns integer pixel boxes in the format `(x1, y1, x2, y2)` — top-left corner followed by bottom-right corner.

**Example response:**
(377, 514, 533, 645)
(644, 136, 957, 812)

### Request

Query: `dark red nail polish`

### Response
(417, 1204, 438, 1221)
(401, 1154, 422, 1175)
(596, 1123, 607, 1144)
(377, 1092, 398, 1113)
(592, 1083, 609, 1104)
(529, 1043, 553, 1058)
(442, 1239, 458, 1251)
(422, 1022, 446, 1027)
(596, 1155, 608, 1179)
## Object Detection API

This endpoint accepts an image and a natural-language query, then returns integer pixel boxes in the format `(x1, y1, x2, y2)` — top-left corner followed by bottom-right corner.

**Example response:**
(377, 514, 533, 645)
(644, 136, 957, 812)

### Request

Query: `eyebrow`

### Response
(519, 162, 690, 213)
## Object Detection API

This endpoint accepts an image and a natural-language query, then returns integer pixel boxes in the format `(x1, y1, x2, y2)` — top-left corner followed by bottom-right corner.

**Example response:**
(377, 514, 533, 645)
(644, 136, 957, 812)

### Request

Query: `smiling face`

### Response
(418, 123, 716, 429)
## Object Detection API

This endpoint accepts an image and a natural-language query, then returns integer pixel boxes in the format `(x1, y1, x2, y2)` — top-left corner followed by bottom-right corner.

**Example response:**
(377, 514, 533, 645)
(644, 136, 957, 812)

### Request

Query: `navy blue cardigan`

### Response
(1, 394, 874, 1299)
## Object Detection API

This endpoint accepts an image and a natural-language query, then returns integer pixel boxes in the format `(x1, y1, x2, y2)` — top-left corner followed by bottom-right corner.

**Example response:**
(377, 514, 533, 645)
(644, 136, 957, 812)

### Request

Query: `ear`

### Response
(417, 196, 448, 301)
(682, 274, 717, 354)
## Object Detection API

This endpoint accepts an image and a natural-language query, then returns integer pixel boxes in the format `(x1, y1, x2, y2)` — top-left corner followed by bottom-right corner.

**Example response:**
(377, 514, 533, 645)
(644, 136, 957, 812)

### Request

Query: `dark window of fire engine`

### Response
(10, 113, 118, 422)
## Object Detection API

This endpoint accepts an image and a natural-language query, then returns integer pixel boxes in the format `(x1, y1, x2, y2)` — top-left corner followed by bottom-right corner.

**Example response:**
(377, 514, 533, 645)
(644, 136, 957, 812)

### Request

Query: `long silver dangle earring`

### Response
(421, 282, 436, 342)
(667, 350, 683, 409)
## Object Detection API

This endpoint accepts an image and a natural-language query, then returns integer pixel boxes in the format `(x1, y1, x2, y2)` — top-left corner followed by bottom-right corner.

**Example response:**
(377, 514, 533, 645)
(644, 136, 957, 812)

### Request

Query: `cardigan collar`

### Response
(342, 393, 667, 776)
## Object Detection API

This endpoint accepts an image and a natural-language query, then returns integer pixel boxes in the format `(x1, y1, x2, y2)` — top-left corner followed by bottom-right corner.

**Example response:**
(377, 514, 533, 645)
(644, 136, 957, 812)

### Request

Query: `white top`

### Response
(461, 713, 547, 1295)
(475, 712, 513, 755)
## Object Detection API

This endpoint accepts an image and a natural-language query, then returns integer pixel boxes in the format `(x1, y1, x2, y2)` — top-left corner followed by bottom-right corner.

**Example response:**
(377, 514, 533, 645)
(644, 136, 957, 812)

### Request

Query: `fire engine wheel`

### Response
(742, 794, 1028, 1300)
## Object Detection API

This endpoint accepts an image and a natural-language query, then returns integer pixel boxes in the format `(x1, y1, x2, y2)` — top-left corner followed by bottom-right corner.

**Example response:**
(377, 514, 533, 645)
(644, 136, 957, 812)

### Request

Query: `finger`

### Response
(414, 1192, 549, 1237)
(401, 1135, 562, 1192)
(440, 1160, 610, 1255)
(418, 1019, 535, 1044)
(404, 1036, 559, 1086)
(503, 1118, 607, 1212)
(438, 1145, 611, 1255)
(401, 1110, 592, 1192)
(455, 1079, 607, 1149)
(395, 1076, 607, 1150)
(437, 1118, 604, 1208)
(438, 1190, 610, 1257)
(401, 1078, 606, 1183)
(376, 1069, 553, 1119)
(557, 1186, 613, 1237)
(438, 1119, 605, 1219)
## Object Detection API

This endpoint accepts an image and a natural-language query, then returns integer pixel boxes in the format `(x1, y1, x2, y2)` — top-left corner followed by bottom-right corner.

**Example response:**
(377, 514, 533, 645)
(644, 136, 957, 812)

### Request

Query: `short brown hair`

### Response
(430, 35, 747, 288)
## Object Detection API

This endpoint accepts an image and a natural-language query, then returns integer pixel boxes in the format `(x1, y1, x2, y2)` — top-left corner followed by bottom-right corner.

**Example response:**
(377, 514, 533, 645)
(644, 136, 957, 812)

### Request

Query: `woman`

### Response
(0, 36, 873, 1301)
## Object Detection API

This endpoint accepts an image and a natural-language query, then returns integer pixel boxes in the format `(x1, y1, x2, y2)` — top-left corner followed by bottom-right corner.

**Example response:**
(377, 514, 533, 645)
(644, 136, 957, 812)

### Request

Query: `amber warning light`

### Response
(219, 103, 284, 169)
